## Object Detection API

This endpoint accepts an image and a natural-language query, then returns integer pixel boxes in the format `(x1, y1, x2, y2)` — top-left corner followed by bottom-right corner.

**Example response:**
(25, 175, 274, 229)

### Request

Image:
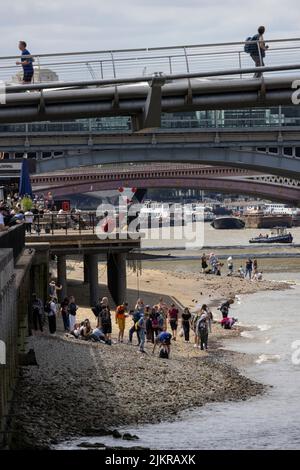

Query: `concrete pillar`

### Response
(83, 254, 90, 284)
(107, 252, 127, 306)
(57, 254, 67, 300)
(88, 254, 99, 306)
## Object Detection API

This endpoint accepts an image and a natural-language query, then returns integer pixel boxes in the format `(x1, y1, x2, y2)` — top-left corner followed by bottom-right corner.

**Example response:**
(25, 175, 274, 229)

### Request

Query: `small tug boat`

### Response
(249, 227, 293, 244)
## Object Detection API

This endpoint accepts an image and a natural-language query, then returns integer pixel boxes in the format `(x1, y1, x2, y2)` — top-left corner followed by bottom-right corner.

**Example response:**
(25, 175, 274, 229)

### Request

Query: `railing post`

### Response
(238, 52, 242, 79)
(168, 56, 173, 75)
(110, 52, 117, 78)
(183, 47, 190, 73)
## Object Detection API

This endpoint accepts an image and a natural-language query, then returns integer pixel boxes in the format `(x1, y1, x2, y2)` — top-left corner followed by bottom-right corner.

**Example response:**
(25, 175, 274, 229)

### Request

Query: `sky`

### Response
(0, 0, 299, 56)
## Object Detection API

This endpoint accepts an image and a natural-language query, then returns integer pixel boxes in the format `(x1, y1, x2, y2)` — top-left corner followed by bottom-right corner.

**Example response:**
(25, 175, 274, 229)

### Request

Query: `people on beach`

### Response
(152, 331, 172, 358)
(201, 253, 208, 273)
(98, 305, 112, 345)
(181, 307, 192, 342)
(32, 293, 44, 332)
(145, 305, 153, 342)
(221, 317, 238, 330)
(227, 257, 234, 276)
(198, 306, 209, 351)
(137, 313, 147, 353)
(206, 306, 213, 333)
(46, 297, 57, 335)
(68, 296, 78, 332)
(168, 303, 179, 340)
(115, 302, 128, 343)
(49, 280, 62, 301)
(93, 296, 110, 328)
(128, 306, 143, 345)
(60, 297, 70, 332)
(16, 41, 34, 84)
(238, 265, 245, 278)
(245, 258, 253, 279)
(219, 298, 234, 319)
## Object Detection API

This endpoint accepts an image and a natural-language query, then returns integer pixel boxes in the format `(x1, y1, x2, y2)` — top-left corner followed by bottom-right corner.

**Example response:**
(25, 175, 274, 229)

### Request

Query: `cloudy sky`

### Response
(1, 0, 299, 56)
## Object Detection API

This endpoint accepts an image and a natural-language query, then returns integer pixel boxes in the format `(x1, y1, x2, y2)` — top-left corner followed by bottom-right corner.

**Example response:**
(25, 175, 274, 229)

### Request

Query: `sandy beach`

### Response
(10, 266, 290, 449)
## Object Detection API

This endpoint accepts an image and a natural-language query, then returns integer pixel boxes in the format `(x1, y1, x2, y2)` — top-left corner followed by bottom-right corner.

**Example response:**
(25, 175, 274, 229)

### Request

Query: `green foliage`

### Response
(21, 196, 33, 211)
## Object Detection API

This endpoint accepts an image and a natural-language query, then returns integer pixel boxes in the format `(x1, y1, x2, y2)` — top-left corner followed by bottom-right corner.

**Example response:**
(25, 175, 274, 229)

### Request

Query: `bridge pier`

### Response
(83, 254, 90, 284)
(107, 252, 127, 306)
(87, 254, 99, 307)
(57, 254, 67, 301)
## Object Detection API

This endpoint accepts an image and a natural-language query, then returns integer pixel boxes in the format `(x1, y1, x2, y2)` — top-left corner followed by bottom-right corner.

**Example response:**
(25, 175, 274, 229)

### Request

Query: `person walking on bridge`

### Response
(16, 41, 34, 84)
(247, 26, 269, 78)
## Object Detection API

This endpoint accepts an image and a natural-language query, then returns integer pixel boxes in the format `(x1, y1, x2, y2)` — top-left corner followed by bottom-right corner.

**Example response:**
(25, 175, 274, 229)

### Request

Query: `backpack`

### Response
(133, 311, 141, 323)
(244, 35, 259, 54)
(159, 348, 169, 359)
(151, 317, 159, 329)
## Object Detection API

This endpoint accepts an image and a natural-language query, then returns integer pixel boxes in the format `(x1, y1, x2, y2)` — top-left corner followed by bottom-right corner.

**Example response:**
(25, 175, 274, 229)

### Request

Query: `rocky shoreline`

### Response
(10, 327, 265, 450)
(9, 270, 290, 450)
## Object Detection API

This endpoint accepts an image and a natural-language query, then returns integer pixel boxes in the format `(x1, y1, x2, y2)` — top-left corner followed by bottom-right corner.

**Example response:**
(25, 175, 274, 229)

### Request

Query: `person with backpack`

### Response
(60, 296, 70, 332)
(99, 307, 112, 345)
(168, 303, 179, 341)
(115, 302, 128, 343)
(244, 26, 269, 78)
(68, 296, 78, 332)
(152, 331, 172, 358)
(32, 293, 44, 333)
(128, 308, 142, 345)
(45, 297, 57, 335)
(92, 296, 110, 328)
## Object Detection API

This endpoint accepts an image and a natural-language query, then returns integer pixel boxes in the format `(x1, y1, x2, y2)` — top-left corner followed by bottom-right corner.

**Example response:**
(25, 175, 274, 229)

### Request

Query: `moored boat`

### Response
(211, 216, 245, 229)
(249, 227, 293, 244)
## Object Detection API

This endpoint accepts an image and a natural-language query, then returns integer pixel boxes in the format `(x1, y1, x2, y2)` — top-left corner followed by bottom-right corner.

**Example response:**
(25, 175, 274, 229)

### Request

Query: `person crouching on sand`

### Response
(152, 331, 172, 357)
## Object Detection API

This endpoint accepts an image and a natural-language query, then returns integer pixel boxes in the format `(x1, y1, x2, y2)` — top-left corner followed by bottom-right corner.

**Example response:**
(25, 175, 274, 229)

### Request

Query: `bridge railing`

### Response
(2, 37, 300, 86)
(24, 211, 98, 236)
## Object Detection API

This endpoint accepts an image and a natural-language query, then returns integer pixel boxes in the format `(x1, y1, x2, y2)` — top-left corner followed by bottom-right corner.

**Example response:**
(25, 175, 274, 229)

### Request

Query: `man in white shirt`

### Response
(25, 210, 34, 234)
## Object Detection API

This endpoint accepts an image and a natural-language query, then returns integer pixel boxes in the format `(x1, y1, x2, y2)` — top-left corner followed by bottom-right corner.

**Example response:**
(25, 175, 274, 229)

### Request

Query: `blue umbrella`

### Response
(19, 158, 33, 198)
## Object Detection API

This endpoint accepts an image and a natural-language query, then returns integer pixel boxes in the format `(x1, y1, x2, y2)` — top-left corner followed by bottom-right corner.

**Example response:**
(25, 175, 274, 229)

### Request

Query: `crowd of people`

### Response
(31, 277, 239, 358)
(201, 253, 263, 280)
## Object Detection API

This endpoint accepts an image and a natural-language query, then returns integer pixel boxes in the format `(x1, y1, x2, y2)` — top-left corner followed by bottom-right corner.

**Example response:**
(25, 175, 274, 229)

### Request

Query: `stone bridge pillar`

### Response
(107, 252, 127, 306)
(87, 254, 99, 307)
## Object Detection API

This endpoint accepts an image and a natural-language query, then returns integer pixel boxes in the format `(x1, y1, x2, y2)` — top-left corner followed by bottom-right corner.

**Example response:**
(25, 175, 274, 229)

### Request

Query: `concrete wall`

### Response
(0, 248, 35, 448)
(0, 249, 17, 448)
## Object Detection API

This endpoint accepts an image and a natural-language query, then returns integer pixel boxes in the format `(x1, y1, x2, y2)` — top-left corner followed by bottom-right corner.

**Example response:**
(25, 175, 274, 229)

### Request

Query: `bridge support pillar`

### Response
(107, 252, 127, 306)
(57, 254, 67, 301)
(87, 254, 99, 306)
(83, 254, 89, 284)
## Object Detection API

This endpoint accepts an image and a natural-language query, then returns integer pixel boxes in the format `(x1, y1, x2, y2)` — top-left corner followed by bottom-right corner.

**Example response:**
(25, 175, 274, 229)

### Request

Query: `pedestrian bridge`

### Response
(31, 164, 300, 206)
(2, 37, 300, 128)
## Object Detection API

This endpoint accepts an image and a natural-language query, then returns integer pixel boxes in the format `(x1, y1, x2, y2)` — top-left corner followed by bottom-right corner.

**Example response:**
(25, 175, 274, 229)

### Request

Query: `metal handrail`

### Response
(2, 37, 300, 61)
(3, 37, 300, 87)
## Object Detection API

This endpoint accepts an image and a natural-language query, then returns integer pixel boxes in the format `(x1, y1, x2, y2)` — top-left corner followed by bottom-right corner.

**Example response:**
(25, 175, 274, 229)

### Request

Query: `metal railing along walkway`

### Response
(3, 37, 300, 88)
